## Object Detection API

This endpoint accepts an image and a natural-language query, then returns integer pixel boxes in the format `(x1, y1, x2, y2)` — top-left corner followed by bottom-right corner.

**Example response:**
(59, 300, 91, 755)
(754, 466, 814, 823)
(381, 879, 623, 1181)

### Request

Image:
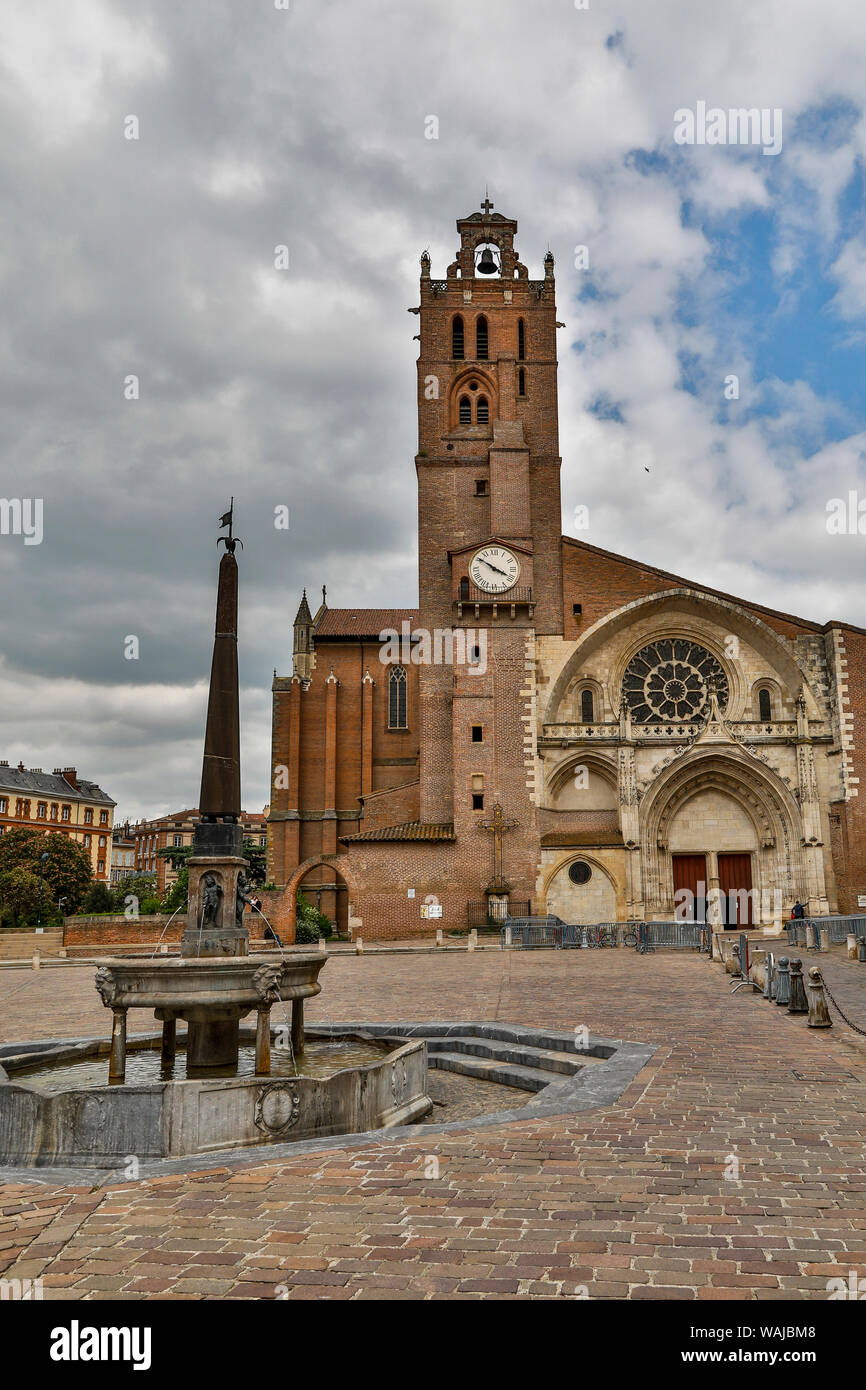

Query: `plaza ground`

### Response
(2, 945, 866, 1300)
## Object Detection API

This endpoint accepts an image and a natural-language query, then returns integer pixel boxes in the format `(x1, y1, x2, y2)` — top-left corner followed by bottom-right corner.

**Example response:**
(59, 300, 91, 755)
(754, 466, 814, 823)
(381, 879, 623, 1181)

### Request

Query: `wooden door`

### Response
(672, 854, 707, 922)
(717, 852, 753, 927)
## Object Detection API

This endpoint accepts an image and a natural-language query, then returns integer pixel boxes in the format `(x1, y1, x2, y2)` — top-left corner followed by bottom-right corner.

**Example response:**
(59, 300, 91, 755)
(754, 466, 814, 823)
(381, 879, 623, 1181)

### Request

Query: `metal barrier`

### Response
(641, 921, 703, 950)
(500, 917, 701, 951)
(500, 916, 564, 949)
(785, 915, 866, 947)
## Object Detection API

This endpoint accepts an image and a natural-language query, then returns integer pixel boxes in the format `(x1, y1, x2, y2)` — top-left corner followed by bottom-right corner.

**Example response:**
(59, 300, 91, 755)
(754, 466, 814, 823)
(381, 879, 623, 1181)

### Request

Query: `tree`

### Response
(110, 874, 157, 913)
(0, 868, 59, 929)
(81, 881, 114, 915)
(0, 828, 92, 912)
(242, 840, 267, 887)
(162, 863, 189, 914)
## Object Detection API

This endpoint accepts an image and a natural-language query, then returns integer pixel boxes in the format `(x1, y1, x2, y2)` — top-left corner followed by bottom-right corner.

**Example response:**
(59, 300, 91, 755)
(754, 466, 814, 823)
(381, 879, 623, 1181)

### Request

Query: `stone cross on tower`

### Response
(480, 194, 494, 216)
(478, 802, 518, 894)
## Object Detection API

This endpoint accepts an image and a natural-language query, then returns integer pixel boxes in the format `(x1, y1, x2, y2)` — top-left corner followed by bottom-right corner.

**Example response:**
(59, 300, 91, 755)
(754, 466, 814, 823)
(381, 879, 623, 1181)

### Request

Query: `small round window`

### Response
(568, 860, 592, 886)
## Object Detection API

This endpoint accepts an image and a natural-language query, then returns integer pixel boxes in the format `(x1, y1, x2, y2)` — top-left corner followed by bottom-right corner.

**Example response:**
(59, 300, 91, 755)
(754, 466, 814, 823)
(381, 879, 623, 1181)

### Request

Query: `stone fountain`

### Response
(0, 506, 430, 1167)
(95, 506, 325, 1083)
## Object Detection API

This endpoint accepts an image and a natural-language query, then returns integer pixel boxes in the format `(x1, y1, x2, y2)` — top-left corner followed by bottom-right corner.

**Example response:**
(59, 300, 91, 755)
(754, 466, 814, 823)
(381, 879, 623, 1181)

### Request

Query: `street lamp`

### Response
(37, 851, 49, 929)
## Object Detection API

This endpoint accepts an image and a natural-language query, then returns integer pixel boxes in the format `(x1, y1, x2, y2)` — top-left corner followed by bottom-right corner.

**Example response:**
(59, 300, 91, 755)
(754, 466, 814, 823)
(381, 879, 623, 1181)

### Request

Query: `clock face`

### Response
(469, 545, 521, 594)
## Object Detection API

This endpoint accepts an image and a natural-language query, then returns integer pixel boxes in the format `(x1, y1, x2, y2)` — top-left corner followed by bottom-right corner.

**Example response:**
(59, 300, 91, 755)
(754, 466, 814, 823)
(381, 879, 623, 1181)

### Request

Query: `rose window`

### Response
(621, 640, 728, 723)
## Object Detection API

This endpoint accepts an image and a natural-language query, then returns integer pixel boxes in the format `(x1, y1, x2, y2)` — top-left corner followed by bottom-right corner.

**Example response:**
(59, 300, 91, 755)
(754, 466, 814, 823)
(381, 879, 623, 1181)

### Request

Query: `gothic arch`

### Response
(544, 749, 618, 804)
(541, 851, 623, 922)
(448, 367, 497, 430)
(544, 588, 817, 727)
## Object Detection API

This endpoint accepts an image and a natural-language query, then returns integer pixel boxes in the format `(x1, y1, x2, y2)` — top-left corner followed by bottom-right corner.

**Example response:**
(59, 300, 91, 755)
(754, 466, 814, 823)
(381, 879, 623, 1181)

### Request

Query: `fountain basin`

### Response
(94, 951, 328, 1074)
(0, 1028, 431, 1167)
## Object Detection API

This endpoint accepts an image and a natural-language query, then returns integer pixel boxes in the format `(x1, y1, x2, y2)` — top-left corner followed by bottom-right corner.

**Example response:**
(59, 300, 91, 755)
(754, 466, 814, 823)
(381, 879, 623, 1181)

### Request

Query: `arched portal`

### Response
(640, 748, 809, 926)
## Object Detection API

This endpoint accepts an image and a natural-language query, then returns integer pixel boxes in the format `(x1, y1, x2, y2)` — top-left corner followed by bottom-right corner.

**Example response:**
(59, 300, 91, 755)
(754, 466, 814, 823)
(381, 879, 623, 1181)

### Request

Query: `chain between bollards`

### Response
(820, 975, 866, 1037)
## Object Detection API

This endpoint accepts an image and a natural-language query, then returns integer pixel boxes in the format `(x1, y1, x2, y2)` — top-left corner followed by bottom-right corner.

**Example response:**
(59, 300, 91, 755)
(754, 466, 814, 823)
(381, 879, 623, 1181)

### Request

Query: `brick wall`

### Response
(63, 911, 274, 949)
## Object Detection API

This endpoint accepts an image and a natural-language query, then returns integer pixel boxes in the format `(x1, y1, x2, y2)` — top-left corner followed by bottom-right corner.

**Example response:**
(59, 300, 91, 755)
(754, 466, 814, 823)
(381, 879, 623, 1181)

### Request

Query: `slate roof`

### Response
(0, 764, 115, 805)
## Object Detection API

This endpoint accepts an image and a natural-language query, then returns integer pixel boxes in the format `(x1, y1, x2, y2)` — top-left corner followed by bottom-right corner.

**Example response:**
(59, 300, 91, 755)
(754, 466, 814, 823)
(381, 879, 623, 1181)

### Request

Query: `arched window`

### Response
(476, 395, 489, 424)
(581, 689, 594, 723)
(458, 396, 472, 424)
(476, 315, 488, 360)
(518, 368, 526, 396)
(517, 318, 525, 360)
(758, 687, 772, 721)
(389, 666, 408, 729)
(452, 315, 464, 360)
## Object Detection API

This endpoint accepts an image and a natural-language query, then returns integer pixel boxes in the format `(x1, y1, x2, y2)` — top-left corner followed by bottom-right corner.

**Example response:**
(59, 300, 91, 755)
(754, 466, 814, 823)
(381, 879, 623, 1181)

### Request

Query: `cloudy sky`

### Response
(0, 0, 865, 821)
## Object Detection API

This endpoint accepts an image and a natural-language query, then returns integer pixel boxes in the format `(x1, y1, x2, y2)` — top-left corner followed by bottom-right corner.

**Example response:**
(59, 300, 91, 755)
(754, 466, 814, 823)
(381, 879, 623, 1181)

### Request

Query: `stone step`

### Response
(429, 1050, 567, 1092)
(425, 1034, 598, 1076)
(0, 932, 63, 958)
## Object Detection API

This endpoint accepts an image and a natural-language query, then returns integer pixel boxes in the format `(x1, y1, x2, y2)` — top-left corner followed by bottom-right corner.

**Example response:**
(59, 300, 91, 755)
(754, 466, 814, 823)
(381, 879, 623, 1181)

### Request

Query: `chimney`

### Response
(62, 766, 78, 790)
(17, 761, 25, 772)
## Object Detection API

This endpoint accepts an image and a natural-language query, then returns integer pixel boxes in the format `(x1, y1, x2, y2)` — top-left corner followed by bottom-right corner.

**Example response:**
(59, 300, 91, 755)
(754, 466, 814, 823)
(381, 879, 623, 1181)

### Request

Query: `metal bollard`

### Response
(763, 952, 774, 1000)
(859, 939, 866, 964)
(806, 967, 832, 1028)
(775, 956, 791, 1006)
(787, 957, 808, 1015)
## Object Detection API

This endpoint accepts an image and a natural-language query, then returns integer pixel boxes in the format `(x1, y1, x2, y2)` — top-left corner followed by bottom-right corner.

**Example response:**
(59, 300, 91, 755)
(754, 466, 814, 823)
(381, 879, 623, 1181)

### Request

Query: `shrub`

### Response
(294, 920, 321, 945)
(139, 897, 163, 916)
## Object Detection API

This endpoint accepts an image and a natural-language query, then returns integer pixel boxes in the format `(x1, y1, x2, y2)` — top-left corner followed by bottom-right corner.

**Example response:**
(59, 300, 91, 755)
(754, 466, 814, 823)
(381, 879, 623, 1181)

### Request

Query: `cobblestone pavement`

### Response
(2, 946, 866, 1300)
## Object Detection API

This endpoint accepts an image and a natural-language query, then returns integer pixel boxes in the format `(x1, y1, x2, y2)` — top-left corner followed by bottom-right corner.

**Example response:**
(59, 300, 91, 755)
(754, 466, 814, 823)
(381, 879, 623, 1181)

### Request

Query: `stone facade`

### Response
(268, 200, 866, 939)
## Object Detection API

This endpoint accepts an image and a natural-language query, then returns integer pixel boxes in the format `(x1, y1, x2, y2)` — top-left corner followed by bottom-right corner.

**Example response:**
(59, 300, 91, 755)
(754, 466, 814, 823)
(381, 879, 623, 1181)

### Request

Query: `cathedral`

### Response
(267, 200, 866, 940)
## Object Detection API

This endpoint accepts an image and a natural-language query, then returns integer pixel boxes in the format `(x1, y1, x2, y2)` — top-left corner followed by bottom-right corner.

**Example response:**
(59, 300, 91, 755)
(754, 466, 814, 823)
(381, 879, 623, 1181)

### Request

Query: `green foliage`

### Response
(162, 863, 189, 914)
(157, 843, 192, 872)
(81, 881, 114, 915)
(111, 874, 156, 912)
(0, 868, 60, 928)
(139, 897, 162, 916)
(295, 890, 334, 941)
(0, 827, 92, 912)
(242, 840, 267, 887)
(294, 920, 322, 945)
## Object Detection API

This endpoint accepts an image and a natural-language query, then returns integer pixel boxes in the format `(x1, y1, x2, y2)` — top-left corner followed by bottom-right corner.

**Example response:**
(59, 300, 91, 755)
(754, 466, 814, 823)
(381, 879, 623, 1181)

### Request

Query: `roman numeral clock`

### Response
(469, 545, 521, 594)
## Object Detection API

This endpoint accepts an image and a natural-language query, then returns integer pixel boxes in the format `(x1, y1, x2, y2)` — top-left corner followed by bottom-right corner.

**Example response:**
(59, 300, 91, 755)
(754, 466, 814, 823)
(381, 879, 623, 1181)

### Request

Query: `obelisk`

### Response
(181, 503, 250, 989)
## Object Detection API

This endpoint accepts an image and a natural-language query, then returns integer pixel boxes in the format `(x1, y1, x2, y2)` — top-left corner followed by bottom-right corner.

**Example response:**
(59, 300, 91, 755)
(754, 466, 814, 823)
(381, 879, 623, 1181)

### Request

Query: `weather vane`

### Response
(218, 497, 243, 552)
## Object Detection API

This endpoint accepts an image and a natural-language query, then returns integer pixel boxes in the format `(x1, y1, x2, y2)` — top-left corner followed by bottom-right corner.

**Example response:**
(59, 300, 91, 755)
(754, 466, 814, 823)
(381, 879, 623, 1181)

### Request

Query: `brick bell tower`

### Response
(414, 198, 563, 912)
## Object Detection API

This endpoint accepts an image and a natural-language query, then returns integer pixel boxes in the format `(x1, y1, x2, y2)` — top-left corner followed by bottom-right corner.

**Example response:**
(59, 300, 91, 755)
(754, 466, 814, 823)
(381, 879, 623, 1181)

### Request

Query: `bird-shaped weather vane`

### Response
(217, 498, 243, 552)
